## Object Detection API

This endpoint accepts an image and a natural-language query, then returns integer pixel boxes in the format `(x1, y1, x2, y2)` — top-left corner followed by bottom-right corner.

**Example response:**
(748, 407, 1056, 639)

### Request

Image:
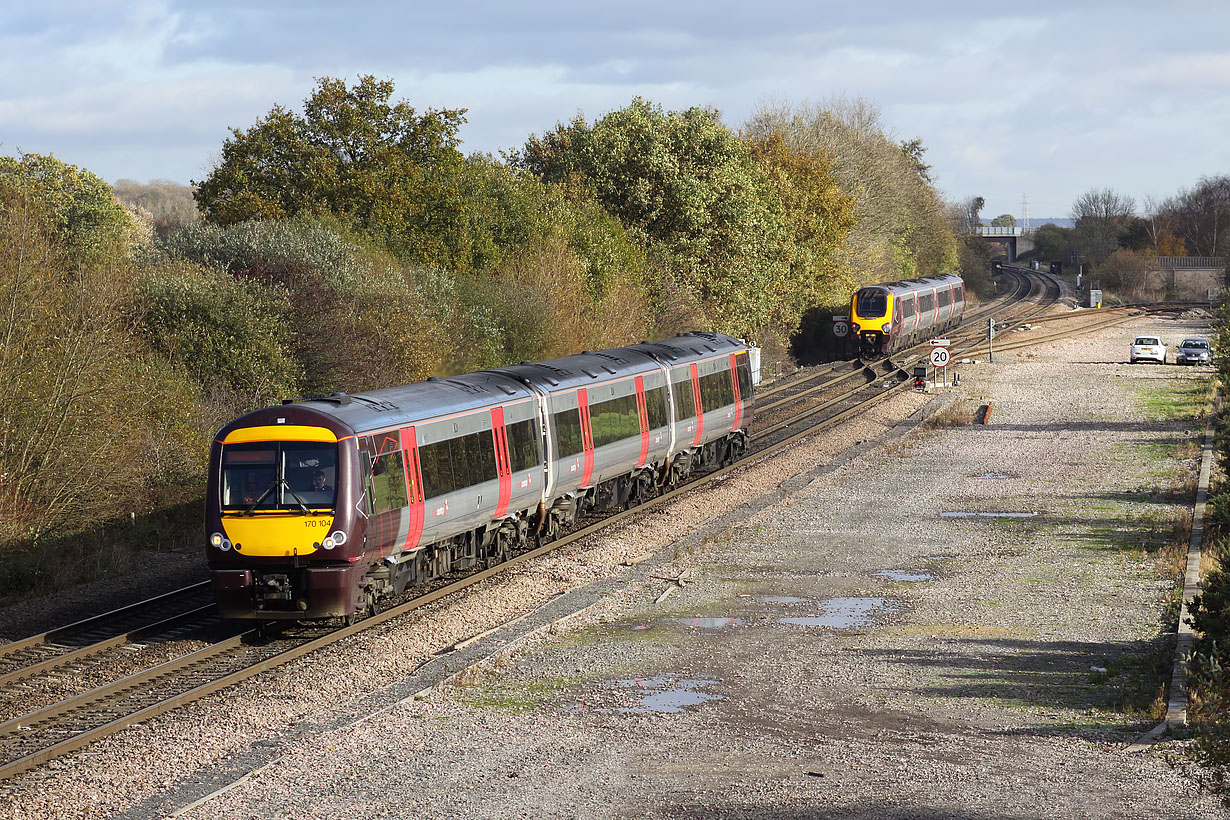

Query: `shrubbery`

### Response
(0, 163, 203, 559)
(1185, 300, 1230, 796)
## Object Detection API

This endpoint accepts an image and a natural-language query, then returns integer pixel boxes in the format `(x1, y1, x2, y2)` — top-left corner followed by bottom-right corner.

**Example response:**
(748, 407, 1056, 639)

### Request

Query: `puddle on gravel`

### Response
(939, 511, 1038, 519)
(605, 676, 724, 714)
(780, 597, 897, 628)
(877, 569, 933, 582)
(672, 617, 744, 629)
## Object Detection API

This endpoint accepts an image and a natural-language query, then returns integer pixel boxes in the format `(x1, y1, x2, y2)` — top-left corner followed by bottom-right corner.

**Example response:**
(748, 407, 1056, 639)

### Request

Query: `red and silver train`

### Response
(206, 332, 759, 620)
(849, 273, 965, 357)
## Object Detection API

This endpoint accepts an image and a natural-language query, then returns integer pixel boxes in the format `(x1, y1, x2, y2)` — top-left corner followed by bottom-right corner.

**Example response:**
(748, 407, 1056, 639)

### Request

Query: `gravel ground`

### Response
(2, 311, 1225, 819)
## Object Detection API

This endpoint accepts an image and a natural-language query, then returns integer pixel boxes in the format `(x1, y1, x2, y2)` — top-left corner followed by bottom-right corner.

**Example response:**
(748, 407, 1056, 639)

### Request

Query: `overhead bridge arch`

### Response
(976, 227, 1034, 262)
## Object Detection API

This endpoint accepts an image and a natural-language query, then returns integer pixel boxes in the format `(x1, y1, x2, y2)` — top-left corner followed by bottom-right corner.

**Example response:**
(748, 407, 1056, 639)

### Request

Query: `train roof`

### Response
(216, 332, 750, 441)
(217, 371, 536, 441)
(625, 330, 747, 365)
(489, 348, 661, 392)
(860, 273, 964, 296)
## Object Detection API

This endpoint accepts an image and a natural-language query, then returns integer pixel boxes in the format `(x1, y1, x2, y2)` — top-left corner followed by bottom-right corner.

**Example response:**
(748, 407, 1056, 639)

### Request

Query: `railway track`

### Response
(0, 265, 1179, 781)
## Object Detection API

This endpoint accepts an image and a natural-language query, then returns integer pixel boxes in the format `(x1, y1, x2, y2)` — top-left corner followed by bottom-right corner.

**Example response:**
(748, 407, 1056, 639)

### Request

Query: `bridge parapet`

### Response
(1149, 256, 1224, 269)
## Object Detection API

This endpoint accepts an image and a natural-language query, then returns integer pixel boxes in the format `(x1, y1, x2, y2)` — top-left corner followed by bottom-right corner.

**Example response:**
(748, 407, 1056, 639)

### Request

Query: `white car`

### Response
(1130, 336, 1167, 364)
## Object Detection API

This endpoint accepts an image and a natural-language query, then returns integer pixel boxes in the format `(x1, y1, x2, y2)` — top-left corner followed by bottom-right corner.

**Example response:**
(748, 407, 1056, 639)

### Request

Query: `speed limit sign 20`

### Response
(928, 346, 950, 368)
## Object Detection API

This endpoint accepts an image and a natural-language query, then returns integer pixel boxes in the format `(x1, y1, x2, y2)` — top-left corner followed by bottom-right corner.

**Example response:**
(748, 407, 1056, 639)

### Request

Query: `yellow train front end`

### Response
(206, 409, 366, 620)
(850, 287, 895, 356)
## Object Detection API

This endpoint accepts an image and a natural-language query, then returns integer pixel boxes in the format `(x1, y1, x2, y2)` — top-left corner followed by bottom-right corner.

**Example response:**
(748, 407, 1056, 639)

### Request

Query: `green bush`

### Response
(135, 260, 300, 406)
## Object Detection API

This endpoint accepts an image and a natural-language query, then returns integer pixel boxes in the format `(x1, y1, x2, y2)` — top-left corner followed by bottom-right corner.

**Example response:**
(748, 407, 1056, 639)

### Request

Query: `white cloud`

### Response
(0, 0, 1224, 217)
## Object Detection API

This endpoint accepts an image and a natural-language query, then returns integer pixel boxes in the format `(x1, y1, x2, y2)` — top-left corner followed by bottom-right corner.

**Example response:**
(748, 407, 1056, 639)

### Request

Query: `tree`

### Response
(991, 213, 1016, 228)
(1031, 223, 1076, 263)
(1071, 187, 1135, 264)
(514, 98, 791, 336)
(960, 196, 986, 234)
(1099, 249, 1155, 297)
(193, 76, 471, 269)
(748, 133, 856, 321)
(1159, 175, 1230, 257)
(899, 138, 932, 184)
(0, 183, 196, 543)
(743, 98, 958, 291)
(113, 179, 200, 237)
(0, 152, 134, 267)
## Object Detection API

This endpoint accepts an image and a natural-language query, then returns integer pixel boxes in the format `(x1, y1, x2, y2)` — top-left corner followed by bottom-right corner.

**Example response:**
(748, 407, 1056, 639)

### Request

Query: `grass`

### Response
(452, 675, 581, 713)
(925, 402, 979, 428)
(1137, 377, 1215, 423)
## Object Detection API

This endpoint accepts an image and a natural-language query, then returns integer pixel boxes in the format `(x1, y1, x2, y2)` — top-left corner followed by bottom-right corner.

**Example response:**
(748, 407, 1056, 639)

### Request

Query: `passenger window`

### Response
(419, 440, 455, 500)
(673, 377, 695, 422)
(507, 418, 541, 473)
(553, 408, 583, 457)
(646, 387, 668, 429)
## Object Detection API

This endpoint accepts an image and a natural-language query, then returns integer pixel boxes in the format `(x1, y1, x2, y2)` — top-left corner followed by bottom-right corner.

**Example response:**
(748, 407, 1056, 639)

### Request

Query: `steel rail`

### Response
(0, 582, 211, 664)
(0, 604, 218, 688)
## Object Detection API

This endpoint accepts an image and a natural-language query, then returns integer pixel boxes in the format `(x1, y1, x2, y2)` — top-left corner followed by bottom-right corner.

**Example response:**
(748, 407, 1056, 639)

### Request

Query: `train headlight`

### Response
(882, 322, 891, 333)
(211, 532, 231, 550)
(324, 530, 347, 549)
(322, 536, 335, 550)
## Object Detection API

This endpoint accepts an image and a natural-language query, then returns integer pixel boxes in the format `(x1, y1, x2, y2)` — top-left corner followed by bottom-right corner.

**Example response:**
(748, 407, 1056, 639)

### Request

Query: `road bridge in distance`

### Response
(976, 226, 1034, 261)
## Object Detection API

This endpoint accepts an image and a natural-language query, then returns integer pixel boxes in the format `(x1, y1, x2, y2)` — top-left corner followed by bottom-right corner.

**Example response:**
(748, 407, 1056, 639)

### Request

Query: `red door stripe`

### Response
(577, 389, 594, 487)
(491, 407, 512, 518)
(689, 364, 703, 446)
(399, 427, 425, 552)
(729, 354, 742, 431)
(634, 376, 649, 467)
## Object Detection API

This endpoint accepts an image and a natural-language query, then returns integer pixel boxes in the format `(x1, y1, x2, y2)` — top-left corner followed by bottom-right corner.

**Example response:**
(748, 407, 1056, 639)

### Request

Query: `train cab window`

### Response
(553, 407, 584, 457)
(506, 417, 541, 473)
(856, 288, 888, 318)
(673, 377, 696, 422)
(221, 441, 337, 511)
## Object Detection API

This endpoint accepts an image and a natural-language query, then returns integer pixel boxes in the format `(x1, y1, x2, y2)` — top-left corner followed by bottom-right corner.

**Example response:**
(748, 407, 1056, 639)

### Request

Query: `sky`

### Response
(2, 1, 1227, 221)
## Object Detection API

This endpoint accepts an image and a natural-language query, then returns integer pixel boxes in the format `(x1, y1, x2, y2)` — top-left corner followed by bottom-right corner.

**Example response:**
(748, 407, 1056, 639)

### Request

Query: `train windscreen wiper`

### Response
(281, 479, 312, 515)
(244, 480, 278, 515)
